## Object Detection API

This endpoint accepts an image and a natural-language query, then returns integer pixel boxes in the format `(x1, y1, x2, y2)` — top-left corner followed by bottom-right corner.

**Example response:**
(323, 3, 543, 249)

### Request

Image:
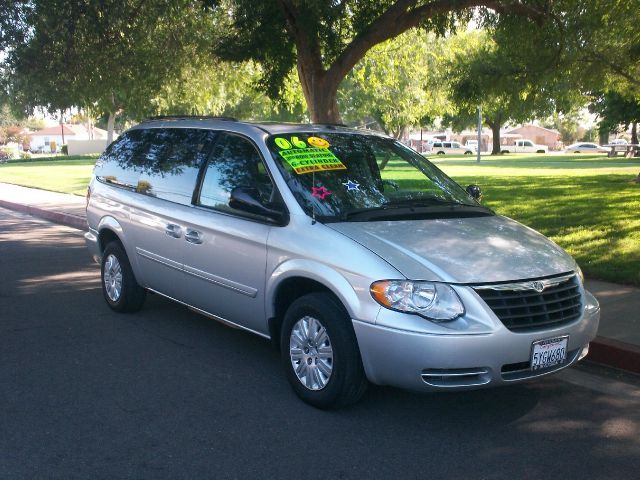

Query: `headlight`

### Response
(370, 280, 464, 322)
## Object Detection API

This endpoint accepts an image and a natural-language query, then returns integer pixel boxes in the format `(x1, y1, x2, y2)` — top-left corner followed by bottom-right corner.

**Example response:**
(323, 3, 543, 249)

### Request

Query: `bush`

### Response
(0, 147, 17, 162)
(61, 144, 68, 155)
(19, 151, 31, 160)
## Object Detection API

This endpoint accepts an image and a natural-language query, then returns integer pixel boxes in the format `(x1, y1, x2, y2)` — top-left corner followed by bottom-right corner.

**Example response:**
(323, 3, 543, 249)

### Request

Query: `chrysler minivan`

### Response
(85, 117, 600, 408)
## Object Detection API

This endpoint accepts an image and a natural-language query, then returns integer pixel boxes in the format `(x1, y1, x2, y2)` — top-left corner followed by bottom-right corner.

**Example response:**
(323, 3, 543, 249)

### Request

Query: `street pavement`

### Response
(1, 208, 639, 479)
(1, 181, 639, 374)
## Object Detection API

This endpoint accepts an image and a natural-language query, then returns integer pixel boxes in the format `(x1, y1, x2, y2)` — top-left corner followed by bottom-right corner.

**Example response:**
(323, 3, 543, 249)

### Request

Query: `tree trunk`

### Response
(486, 122, 502, 155)
(302, 74, 342, 124)
(106, 112, 115, 145)
(631, 121, 638, 145)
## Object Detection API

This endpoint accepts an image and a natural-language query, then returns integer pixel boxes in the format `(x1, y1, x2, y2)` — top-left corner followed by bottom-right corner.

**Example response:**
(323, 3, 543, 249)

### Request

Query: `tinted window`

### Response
(433, 142, 442, 147)
(95, 129, 149, 189)
(136, 129, 217, 205)
(198, 134, 275, 217)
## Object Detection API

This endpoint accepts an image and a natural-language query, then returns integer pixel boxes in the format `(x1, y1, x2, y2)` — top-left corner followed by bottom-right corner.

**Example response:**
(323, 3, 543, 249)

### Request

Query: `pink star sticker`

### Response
(311, 186, 332, 200)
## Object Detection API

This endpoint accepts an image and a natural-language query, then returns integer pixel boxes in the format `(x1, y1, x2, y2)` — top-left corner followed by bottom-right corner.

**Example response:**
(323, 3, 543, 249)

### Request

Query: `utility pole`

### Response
(476, 105, 482, 163)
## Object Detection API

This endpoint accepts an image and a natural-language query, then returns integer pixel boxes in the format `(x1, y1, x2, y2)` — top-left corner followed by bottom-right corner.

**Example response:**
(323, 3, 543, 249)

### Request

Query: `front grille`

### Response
(473, 274, 582, 332)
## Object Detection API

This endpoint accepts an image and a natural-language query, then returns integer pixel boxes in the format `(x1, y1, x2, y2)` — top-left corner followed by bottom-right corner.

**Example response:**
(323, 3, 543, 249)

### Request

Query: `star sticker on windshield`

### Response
(342, 179, 360, 191)
(311, 186, 332, 200)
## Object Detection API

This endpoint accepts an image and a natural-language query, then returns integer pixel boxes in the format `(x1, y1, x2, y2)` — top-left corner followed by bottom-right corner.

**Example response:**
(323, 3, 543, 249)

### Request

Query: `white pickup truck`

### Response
(501, 139, 548, 154)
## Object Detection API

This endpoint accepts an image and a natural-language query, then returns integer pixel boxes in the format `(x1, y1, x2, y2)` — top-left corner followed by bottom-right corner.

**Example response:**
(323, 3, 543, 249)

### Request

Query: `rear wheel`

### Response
(101, 242, 146, 313)
(280, 293, 367, 408)
(436, 151, 445, 155)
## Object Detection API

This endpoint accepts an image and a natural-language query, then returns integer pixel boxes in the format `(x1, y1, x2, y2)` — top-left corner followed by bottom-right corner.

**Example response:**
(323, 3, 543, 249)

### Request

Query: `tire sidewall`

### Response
(280, 293, 362, 408)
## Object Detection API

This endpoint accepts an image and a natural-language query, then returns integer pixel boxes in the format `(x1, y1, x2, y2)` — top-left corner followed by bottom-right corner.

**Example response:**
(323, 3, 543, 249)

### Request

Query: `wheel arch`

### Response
(266, 260, 367, 350)
(97, 216, 125, 253)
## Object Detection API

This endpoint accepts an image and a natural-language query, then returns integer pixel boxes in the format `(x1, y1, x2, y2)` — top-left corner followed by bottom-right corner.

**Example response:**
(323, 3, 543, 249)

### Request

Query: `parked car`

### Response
(431, 141, 474, 155)
(500, 139, 548, 154)
(564, 142, 608, 154)
(465, 139, 479, 152)
(85, 117, 600, 408)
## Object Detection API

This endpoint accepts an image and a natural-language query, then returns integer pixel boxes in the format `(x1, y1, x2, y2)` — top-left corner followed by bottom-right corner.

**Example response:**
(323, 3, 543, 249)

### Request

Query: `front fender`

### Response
(266, 258, 381, 323)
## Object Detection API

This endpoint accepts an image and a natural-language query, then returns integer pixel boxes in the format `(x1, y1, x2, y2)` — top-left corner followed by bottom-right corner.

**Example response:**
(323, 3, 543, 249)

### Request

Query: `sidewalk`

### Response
(1, 181, 639, 375)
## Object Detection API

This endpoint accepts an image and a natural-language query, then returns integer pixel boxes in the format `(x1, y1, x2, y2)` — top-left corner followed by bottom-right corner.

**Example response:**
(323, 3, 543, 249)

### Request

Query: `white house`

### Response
(29, 124, 108, 153)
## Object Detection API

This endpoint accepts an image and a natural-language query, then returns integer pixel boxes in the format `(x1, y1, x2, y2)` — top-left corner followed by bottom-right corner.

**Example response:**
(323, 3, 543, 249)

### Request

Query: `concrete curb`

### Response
(0, 199, 87, 230)
(588, 337, 640, 375)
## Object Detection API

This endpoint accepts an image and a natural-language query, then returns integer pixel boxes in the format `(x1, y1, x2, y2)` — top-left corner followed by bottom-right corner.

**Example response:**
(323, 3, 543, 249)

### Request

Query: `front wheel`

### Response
(101, 241, 146, 313)
(280, 293, 367, 408)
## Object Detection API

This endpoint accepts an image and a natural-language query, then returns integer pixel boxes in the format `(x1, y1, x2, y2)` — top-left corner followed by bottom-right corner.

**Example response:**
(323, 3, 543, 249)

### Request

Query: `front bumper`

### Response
(352, 290, 600, 391)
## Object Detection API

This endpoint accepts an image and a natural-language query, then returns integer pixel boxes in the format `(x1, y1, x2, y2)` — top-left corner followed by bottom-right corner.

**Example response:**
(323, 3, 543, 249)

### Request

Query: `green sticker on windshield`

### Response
(279, 148, 347, 175)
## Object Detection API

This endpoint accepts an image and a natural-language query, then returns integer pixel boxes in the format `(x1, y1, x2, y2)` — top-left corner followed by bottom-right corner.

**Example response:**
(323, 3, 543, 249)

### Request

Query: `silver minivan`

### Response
(85, 118, 600, 408)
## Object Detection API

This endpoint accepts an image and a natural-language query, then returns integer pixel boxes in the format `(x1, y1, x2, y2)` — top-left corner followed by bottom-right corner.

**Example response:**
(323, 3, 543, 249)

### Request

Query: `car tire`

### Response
(437, 151, 445, 155)
(280, 293, 367, 409)
(536, 150, 546, 154)
(464, 151, 472, 155)
(101, 241, 146, 313)
(501, 150, 509, 154)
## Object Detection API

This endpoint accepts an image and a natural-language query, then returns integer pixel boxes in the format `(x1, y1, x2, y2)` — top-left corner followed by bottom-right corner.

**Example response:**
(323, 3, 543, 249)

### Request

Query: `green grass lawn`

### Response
(1, 152, 639, 285)
(0, 155, 97, 195)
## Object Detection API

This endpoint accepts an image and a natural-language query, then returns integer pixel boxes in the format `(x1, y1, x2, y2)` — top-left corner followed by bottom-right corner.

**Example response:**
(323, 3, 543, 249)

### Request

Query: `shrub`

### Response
(19, 151, 31, 160)
(61, 144, 68, 155)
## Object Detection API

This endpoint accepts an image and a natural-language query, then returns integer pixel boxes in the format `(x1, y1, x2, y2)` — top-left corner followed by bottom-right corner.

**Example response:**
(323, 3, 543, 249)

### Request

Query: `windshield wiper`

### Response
(339, 200, 491, 222)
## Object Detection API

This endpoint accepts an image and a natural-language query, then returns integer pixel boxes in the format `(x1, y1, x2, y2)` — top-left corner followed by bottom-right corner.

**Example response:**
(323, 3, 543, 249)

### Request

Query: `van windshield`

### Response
(266, 132, 491, 222)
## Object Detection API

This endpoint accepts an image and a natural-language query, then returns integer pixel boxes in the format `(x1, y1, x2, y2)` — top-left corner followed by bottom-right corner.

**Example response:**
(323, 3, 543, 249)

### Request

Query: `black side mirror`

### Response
(466, 184, 482, 202)
(229, 186, 288, 223)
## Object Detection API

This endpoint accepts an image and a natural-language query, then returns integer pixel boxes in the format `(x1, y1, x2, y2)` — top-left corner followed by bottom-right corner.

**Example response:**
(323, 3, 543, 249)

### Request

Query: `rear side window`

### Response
(136, 129, 217, 205)
(96, 128, 217, 206)
(433, 142, 441, 148)
(197, 133, 275, 217)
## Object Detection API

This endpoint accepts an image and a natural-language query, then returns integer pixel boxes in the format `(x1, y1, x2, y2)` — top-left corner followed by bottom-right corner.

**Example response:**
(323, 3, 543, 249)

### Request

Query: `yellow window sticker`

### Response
(279, 148, 347, 175)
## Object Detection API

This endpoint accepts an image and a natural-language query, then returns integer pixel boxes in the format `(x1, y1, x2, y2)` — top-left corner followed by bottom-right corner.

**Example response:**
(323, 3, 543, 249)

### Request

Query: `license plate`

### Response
(530, 336, 568, 371)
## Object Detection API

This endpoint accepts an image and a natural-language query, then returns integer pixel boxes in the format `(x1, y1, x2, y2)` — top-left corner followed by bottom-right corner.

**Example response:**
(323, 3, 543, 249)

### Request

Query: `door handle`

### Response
(185, 229, 203, 244)
(165, 223, 182, 238)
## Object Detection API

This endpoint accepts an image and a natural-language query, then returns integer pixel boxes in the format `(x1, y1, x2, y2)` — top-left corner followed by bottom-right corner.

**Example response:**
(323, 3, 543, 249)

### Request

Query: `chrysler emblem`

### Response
(532, 281, 545, 292)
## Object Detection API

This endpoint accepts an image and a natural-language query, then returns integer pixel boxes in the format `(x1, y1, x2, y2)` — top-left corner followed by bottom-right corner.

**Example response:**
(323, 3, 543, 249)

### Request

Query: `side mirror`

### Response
(229, 186, 288, 223)
(466, 184, 482, 202)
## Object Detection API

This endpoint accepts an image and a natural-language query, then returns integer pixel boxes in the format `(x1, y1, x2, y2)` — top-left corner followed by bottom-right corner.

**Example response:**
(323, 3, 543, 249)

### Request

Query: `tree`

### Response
(443, 30, 580, 154)
(211, 0, 556, 124)
(5, 0, 217, 142)
(591, 91, 640, 145)
(338, 30, 448, 137)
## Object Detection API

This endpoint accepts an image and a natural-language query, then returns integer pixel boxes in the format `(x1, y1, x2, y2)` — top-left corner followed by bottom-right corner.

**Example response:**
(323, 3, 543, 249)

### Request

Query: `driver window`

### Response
(198, 133, 275, 215)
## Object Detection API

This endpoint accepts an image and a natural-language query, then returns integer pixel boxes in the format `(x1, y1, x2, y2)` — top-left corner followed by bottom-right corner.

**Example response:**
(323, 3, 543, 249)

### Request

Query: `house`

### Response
(29, 124, 108, 153)
(506, 124, 561, 150)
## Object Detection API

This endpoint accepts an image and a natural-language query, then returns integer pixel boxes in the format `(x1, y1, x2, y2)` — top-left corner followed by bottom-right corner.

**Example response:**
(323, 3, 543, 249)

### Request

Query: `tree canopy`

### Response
(210, 0, 555, 123)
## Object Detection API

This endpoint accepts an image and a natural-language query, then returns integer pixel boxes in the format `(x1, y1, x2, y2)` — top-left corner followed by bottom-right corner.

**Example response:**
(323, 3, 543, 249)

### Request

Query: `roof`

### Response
(136, 117, 381, 137)
(31, 124, 108, 139)
(507, 124, 561, 136)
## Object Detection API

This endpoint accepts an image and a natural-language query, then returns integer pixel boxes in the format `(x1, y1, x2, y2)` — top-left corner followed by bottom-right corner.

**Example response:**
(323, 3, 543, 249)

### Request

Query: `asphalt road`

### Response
(1, 207, 639, 479)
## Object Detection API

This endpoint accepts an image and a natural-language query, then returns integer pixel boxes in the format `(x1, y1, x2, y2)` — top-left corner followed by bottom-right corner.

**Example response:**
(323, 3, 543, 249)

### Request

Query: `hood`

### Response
(327, 215, 576, 283)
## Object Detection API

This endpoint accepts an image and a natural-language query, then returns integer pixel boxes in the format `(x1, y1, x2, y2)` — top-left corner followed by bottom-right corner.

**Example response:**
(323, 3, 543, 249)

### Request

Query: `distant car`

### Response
(609, 139, 628, 145)
(431, 141, 474, 155)
(564, 142, 608, 154)
(500, 139, 548, 154)
(465, 140, 479, 152)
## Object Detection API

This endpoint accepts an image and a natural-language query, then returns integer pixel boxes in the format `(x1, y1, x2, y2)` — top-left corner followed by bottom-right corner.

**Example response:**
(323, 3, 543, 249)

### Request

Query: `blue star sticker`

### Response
(342, 179, 360, 191)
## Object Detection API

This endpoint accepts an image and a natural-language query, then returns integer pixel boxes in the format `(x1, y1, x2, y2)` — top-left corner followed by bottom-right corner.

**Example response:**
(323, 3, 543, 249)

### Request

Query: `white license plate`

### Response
(530, 336, 568, 370)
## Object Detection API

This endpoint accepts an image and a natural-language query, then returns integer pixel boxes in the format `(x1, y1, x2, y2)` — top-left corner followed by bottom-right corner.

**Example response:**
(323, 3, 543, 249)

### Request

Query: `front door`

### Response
(181, 133, 279, 336)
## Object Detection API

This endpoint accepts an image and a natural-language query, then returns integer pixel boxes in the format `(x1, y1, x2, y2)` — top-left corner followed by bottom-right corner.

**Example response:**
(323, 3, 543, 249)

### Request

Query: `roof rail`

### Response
(147, 115, 238, 122)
